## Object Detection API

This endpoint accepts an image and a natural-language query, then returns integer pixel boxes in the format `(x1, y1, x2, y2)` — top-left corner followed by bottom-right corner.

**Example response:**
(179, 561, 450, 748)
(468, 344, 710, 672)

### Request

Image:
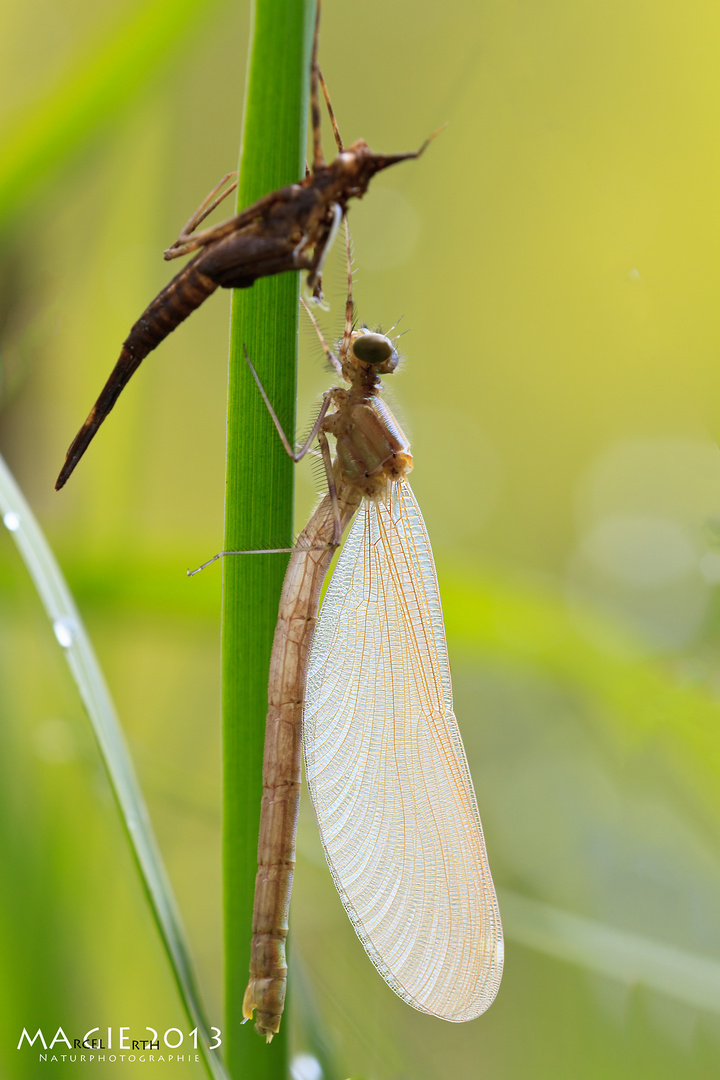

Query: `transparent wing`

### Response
(304, 480, 503, 1021)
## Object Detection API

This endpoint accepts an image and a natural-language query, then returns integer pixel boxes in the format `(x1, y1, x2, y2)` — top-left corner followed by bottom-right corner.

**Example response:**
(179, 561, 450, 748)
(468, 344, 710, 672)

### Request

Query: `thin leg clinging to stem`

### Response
(318, 68, 344, 153)
(160, 185, 284, 261)
(188, 297, 352, 579)
(242, 346, 343, 539)
(169, 27, 351, 265)
(242, 347, 334, 464)
(164, 172, 239, 259)
(310, 2, 325, 172)
(188, 359, 341, 575)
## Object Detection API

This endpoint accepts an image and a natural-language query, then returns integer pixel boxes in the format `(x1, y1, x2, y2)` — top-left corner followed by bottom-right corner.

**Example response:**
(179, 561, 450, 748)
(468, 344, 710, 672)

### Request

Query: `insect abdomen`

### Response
(127, 259, 218, 352)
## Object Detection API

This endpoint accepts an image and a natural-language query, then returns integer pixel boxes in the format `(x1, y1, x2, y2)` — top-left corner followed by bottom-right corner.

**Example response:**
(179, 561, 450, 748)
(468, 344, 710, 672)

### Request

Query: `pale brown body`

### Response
(243, 331, 413, 1039)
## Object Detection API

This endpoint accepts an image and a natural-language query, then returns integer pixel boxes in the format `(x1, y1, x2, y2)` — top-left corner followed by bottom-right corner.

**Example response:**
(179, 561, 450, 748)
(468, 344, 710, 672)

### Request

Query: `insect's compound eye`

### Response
(352, 333, 394, 366)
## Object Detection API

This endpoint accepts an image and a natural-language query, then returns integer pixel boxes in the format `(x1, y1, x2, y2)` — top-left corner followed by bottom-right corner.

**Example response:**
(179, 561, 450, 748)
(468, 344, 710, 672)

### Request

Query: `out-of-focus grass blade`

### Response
(501, 889, 720, 1013)
(0, 0, 231, 225)
(290, 950, 344, 1080)
(0, 452, 229, 1080)
(442, 572, 720, 820)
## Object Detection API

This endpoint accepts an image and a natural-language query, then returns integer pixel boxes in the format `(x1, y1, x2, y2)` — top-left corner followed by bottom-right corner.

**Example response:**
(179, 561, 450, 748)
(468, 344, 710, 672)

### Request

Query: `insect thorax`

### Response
(329, 395, 413, 500)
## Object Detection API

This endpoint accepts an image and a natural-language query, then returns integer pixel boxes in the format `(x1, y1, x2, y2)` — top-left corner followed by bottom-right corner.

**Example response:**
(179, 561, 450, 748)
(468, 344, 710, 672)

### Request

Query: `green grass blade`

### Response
(0, 453, 228, 1080)
(499, 889, 720, 1013)
(0, 0, 230, 226)
(221, 0, 315, 1075)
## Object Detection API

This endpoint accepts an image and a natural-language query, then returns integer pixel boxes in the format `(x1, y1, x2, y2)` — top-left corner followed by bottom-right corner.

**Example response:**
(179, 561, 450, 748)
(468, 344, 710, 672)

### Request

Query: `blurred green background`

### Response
(2, 0, 720, 1076)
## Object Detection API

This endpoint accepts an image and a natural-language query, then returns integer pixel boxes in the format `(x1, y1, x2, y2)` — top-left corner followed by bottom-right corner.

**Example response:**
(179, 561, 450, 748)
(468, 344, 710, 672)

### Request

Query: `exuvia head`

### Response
(333, 135, 437, 202)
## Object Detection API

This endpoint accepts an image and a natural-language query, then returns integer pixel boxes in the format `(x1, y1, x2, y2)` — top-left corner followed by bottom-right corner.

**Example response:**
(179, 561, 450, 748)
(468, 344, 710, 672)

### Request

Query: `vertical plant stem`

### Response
(222, 1, 314, 1076)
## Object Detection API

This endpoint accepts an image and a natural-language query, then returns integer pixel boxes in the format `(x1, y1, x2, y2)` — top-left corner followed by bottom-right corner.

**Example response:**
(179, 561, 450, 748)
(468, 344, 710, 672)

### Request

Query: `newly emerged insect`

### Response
(54, 1, 432, 491)
(195, 236, 503, 1041)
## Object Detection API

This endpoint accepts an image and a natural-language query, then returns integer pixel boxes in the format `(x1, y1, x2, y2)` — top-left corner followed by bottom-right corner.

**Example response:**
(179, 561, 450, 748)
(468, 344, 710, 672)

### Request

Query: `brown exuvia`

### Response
(54, 1, 432, 491)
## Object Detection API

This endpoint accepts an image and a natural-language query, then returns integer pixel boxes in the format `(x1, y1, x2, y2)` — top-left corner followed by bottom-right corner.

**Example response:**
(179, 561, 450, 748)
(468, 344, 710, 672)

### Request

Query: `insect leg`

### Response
(186, 542, 337, 577)
(243, 345, 334, 462)
(162, 186, 286, 262)
(317, 429, 342, 545)
(310, 0, 325, 172)
(164, 172, 239, 260)
(317, 68, 344, 153)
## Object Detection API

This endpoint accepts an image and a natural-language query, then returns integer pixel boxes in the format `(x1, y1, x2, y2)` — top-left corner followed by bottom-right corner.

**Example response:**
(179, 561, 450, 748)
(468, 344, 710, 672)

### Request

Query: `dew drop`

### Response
(53, 617, 77, 648)
(290, 1054, 323, 1080)
(3, 511, 20, 531)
